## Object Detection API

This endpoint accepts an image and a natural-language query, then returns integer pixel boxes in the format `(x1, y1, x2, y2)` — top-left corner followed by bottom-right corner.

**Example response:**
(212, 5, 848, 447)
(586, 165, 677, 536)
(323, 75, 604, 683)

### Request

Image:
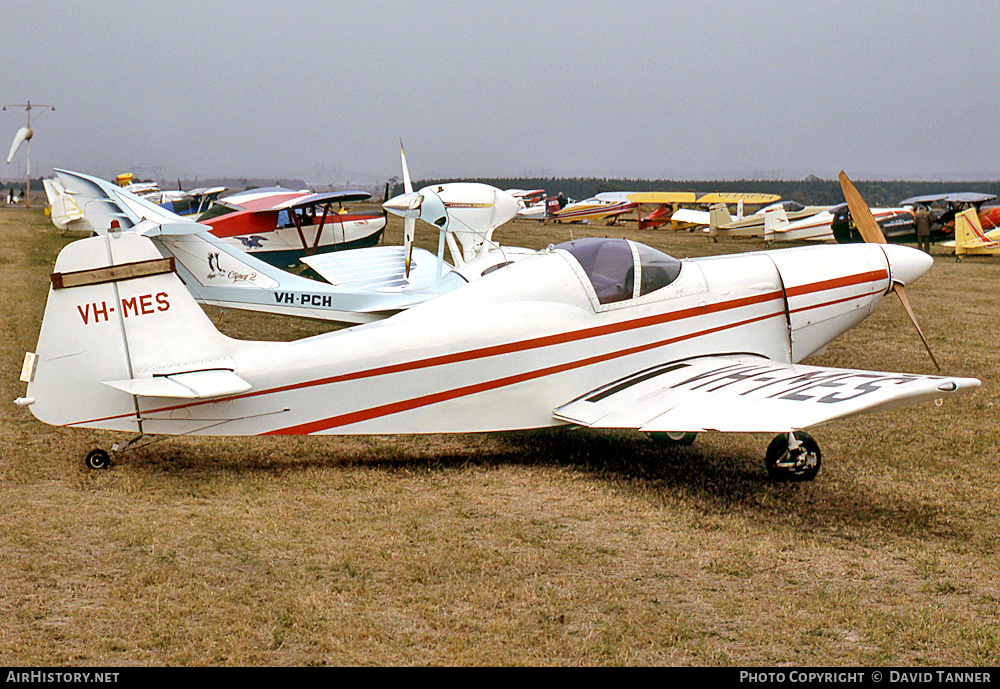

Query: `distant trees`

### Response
(403, 177, 1000, 207)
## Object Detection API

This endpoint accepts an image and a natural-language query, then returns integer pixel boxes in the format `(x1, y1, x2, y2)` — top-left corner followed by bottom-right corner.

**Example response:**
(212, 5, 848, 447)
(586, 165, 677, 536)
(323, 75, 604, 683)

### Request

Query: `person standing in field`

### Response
(914, 205, 932, 254)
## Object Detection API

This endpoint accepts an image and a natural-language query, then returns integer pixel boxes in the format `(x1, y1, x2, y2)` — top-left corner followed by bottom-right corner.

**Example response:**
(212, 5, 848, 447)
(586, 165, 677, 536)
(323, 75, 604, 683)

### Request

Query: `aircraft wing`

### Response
(301, 246, 444, 291)
(270, 190, 373, 211)
(900, 193, 997, 206)
(553, 354, 979, 434)
(695, 193, 781, 205)
(54, 169, 201, 233)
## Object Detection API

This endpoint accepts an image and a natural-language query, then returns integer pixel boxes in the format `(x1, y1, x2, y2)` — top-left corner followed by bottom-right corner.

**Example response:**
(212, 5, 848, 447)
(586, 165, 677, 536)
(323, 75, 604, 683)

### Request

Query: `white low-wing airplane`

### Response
(50, 167, 533, 323)
(15, 173, 979, 480)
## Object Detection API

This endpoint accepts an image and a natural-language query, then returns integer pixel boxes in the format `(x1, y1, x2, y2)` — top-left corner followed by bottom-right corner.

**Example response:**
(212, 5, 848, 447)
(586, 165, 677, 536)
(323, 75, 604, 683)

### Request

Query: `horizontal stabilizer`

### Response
(554, 354, 979, 434)
(104, 369, 251, 399)
(670, 208, 710, 226)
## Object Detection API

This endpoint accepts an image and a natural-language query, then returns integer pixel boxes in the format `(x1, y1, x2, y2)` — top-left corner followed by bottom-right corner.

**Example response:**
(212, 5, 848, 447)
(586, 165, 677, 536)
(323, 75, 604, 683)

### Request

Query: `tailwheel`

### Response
(648, 431, 698, 447)
(765, 431, 821, 481)
(84, 448, 112, 471)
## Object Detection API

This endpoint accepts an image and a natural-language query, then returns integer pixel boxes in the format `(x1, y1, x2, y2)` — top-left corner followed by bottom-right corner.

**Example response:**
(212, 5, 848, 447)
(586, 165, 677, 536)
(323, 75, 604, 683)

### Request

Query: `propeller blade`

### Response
(838, 171, 886, 244)
(403, 216, 414, 278)
(400, 141, 413, 195)
(893, 284, 940, 372)
(841, 171, 940, 371)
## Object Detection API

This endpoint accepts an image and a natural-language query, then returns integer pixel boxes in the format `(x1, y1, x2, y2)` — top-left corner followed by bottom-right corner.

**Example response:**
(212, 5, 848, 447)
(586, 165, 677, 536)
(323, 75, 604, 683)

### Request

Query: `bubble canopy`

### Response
(554, 238, 682, 305)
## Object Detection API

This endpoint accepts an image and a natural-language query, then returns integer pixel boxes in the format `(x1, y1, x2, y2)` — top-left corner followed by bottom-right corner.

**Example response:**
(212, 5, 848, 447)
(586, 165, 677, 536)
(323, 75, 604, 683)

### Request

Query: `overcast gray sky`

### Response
(3, 0, 998, 186)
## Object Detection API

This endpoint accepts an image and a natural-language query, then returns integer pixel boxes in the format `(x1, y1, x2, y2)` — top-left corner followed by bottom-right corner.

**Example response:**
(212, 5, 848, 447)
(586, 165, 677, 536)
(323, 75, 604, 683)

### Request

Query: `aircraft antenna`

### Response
(4, 101, 55, 209)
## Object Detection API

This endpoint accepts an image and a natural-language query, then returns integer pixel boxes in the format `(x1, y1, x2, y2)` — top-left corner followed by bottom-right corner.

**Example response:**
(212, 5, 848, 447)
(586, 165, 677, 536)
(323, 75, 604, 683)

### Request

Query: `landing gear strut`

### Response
(82, 434, 149, 471)
(765, 431, 821, 481)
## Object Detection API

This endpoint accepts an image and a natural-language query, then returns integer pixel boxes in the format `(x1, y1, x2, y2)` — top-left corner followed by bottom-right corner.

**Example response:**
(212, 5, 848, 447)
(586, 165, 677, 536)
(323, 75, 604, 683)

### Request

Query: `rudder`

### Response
(21, 232, 251, 431)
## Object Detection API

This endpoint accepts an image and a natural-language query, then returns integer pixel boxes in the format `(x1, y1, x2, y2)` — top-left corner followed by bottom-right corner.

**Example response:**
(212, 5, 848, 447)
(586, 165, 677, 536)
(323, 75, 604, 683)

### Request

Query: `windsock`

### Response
(7, 126, 32, 164)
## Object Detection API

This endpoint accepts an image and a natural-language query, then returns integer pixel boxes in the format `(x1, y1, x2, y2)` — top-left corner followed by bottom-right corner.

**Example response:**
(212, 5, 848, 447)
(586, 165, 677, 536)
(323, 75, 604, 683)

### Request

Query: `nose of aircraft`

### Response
(879, 243, 934, 286)
(382, 191, 422, 217)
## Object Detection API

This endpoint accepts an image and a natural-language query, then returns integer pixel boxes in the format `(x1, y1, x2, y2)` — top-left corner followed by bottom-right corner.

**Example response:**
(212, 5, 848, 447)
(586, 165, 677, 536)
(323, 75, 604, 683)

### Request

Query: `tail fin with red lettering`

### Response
(18, 232, 258, 431)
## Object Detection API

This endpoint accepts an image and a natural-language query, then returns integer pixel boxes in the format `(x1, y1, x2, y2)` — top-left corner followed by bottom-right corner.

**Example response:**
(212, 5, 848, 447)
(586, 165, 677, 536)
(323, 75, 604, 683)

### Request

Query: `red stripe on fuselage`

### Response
(265, 309, 784, 435)
(785, 270, 886, 298)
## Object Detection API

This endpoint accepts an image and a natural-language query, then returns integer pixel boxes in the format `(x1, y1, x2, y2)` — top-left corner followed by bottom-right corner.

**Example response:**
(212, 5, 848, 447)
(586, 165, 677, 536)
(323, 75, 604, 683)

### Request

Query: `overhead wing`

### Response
(270, 190, 372, 211)
(553, 354, 979, 434)
(626, 191, 697, 204)
(696, 192, 781, 205)
(900, 192, 997, 206)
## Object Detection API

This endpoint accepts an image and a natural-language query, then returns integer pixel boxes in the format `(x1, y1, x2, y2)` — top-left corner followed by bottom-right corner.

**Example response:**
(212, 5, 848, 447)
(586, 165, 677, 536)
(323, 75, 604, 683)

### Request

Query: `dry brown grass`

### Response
(2, 205, 999, 666)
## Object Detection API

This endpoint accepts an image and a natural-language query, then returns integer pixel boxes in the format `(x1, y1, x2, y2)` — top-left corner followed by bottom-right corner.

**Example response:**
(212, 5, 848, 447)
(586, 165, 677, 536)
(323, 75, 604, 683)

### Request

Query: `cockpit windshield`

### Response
(556, 238, 681, 305)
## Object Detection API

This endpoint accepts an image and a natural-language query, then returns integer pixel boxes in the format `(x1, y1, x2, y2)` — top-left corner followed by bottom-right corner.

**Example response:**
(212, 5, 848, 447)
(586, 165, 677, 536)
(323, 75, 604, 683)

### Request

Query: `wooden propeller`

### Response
(838, 171, 940, 371)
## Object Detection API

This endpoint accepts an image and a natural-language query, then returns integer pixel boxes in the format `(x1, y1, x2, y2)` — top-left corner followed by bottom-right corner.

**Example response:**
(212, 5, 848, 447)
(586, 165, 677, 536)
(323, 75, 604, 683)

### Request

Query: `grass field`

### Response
(2, 205, 998, 666)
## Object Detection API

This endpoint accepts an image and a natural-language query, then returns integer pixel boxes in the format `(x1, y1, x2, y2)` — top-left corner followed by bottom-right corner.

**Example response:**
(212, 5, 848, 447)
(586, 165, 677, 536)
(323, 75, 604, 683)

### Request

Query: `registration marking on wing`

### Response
(668, 361, 921, 405)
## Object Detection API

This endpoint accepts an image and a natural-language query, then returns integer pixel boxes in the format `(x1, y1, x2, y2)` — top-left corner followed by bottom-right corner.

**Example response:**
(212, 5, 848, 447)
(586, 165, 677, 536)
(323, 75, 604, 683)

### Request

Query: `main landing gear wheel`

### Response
(84, 448, 111, 471)
(648, 431, 698, 447)
(765, 431, 821, 481)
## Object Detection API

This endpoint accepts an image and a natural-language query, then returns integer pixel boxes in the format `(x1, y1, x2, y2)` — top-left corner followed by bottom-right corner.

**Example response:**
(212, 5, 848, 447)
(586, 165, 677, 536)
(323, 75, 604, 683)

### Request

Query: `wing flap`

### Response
(104, 369, 251, 399)
(553, 355, 979, 434)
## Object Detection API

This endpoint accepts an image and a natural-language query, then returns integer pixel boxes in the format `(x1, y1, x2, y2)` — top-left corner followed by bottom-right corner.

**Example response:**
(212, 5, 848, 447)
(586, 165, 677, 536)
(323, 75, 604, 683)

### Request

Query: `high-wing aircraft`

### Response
(16, 172, 979, 481)
(51, 167, 531, 323)
(193, 188, 386, 268)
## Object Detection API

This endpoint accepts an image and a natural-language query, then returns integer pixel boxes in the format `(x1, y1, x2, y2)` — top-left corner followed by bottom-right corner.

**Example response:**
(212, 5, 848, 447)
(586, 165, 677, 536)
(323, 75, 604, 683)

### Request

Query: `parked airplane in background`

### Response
(42, 177, 86, 233)
(193, 187, 386, 268)
(51, 167, 531, 323)
(900, 192, 998, 232)
(381, 143, 534, 280)
(943, 208, 1000, 260)
(157, 186, 227, 217)
(596, 191, 783, 230)
(694, 200, 833, 239)
(543, 195, 639, 224)
(16, 172, 978, 482)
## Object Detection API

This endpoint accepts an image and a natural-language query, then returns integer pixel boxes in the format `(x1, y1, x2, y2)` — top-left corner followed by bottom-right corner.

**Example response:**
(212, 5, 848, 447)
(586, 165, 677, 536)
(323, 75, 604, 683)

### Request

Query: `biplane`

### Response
(16, 173, 978, 482)
(900, 192, 999, 233)
(195, 188, 386, 268)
